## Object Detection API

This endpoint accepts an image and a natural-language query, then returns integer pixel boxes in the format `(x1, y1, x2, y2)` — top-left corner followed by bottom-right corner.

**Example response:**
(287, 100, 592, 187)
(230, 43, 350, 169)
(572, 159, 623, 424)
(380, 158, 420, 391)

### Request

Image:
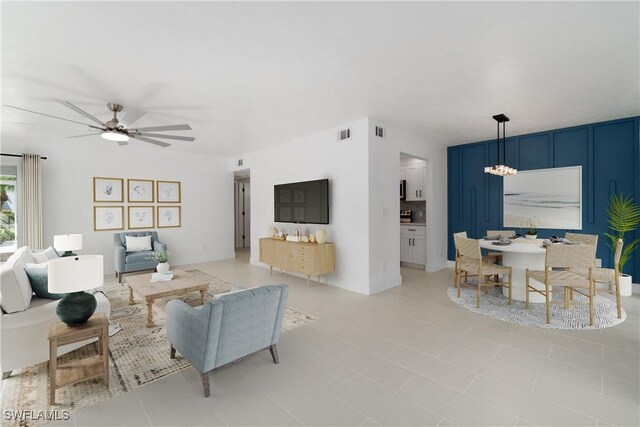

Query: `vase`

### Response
(267, 226, 278, 238)
(157, 262, 170, 274)
(619, 274, 633, 297)
(315, 229, 327, 244)
(525, 234, 537, 240)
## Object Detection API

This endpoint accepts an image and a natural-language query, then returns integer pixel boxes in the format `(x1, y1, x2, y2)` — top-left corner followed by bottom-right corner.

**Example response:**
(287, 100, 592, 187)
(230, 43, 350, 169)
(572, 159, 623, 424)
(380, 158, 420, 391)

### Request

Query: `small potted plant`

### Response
(605, 193, 640, 296)
(149, 250, 170, 274)
(525, 217, 538, 239)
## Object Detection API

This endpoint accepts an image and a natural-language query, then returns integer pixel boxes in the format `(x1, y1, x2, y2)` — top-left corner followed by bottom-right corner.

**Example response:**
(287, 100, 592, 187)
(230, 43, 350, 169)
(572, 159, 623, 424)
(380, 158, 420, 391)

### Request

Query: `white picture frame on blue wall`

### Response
(503, 166, 582, 230)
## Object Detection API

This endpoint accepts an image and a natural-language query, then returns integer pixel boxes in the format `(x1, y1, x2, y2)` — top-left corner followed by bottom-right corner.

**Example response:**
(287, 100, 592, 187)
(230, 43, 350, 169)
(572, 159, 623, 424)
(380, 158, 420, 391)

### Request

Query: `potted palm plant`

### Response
(605, 193, 640, 296)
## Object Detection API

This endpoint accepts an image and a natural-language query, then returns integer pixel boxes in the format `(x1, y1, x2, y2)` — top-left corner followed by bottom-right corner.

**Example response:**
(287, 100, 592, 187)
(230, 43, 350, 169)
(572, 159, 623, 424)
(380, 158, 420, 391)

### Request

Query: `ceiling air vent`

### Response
(338, 128, 351, 142)
(375, 126, 385, 138)
(237, 159, 243, 166)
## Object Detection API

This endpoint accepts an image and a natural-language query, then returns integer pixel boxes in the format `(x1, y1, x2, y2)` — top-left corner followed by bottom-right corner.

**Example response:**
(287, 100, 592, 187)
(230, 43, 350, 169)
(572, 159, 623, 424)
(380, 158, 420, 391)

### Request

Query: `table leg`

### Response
(102, 325, 110, 387)
(200, 289, 206, 305)
(270, 265, 273, 276)
(49, 338, 57, 405)
(146, 299, 154, 327)
(128, 287, 135, 305)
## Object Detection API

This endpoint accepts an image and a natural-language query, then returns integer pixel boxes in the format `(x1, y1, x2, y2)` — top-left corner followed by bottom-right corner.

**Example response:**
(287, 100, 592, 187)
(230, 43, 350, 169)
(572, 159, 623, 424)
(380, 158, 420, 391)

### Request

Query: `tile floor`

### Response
(45, 249, 640, 426)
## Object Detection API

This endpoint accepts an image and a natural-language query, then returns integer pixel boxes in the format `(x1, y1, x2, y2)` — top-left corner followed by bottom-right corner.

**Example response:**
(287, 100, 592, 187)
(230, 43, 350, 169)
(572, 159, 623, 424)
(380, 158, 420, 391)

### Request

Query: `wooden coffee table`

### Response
(124, 269, 210, 327)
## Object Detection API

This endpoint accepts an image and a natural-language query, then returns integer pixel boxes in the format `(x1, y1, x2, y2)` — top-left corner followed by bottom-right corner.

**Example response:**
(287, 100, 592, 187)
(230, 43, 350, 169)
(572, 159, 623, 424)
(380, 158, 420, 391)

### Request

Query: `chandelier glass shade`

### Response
(484, 114, 517, 176)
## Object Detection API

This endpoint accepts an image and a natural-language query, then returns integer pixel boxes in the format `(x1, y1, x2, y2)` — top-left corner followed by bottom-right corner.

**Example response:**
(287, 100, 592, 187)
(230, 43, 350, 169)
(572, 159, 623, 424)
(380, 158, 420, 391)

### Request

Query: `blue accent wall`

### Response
(447, 116, 640, 279)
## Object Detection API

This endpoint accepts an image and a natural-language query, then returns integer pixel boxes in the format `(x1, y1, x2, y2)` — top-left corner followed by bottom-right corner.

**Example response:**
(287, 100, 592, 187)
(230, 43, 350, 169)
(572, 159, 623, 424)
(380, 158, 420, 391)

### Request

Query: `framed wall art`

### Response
(157, 180, 181, 203)
(94, 206, 124, 231)
(128, 179, 154, 203)
(93, 177, 124, 202)
(128, 206, 155, 229)
(157, 206, 181, 228)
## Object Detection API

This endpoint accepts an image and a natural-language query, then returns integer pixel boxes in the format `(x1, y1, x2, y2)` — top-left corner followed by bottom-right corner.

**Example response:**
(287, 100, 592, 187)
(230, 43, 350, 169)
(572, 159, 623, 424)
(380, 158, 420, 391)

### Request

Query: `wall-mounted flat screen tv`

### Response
(274, 179, 329, 224)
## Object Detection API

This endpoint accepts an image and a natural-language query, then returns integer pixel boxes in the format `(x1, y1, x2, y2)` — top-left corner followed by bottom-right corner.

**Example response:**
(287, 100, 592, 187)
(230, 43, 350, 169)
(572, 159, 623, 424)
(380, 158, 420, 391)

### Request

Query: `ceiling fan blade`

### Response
(4, 104, 96, 127)
(66, 133, 99, 139)
(131, 124, 191, 132)
(132, 132, 195, 142)
(130, 135, 171, 147)
(122, 107, 147, 127)
(54, 99, 106, 126)
(117, 140, 129, 146)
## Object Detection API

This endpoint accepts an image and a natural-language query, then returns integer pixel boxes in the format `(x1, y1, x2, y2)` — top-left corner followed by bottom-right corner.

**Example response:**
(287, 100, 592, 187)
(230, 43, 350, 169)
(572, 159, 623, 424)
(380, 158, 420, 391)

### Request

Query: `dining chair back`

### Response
(456, 237, 481, 261)
(545, 244, 596, 270)
(565, 232, 598, 248)
(486, 230, 516, 238)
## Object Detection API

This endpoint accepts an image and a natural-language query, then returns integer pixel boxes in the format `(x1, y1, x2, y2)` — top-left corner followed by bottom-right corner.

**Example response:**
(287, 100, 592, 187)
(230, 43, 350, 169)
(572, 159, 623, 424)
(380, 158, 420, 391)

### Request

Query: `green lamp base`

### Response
(56, 292, 97, 327)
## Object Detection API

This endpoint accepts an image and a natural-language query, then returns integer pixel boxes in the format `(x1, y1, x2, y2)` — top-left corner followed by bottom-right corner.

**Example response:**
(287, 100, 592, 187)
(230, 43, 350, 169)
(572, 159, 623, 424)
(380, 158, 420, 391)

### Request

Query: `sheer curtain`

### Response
(18, 153, 43, 248)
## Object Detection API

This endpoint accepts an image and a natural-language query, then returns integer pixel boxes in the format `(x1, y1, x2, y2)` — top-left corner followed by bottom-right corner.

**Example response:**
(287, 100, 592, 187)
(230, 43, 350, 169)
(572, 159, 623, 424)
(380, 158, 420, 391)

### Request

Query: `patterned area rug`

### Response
(0, 270, 316, 427)
(447, 284, 625, 329)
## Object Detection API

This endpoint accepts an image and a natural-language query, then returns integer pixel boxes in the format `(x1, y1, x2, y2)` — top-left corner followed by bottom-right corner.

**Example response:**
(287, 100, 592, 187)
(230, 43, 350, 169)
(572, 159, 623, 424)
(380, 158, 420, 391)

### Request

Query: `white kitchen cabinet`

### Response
(400, 225, 426, 266)
(405, 162, 426, 201)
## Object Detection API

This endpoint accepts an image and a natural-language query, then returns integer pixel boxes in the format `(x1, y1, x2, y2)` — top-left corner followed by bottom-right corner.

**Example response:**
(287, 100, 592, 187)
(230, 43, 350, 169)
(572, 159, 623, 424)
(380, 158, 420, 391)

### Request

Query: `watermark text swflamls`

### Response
(4, 410, 70, 421)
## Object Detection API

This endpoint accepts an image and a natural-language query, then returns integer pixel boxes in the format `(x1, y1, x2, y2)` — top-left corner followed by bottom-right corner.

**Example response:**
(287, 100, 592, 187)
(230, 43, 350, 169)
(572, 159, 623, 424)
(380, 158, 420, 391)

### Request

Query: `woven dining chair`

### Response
(455, 236, 512, 308)
(565, 232, 598, 247)
(525, 244, 596, 325)
(453, 231, 496, 284)
(571, 239, 624, 319)
(485, 230, 516, 264)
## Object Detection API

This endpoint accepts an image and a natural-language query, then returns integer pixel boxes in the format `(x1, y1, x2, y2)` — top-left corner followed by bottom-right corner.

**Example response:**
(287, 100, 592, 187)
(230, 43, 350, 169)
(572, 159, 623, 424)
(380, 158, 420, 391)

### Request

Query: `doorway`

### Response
(234, 170, 250, 261)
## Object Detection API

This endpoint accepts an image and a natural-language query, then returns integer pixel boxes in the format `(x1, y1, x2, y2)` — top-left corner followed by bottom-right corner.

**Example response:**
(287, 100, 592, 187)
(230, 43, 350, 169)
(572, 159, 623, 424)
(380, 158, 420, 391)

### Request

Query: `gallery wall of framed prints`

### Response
(92, 177, 182, 231)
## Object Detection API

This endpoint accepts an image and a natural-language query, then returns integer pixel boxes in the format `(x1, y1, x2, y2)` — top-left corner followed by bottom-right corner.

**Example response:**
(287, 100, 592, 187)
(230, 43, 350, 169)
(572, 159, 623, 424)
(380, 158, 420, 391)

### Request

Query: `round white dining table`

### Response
(479, 238, 547, 303)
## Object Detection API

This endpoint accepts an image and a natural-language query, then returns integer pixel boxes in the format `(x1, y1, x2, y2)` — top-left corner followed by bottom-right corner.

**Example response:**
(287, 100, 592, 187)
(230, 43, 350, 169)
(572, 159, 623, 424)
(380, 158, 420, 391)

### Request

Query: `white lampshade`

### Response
(48, 255, 104, 293)
(54, 234, 83, 252)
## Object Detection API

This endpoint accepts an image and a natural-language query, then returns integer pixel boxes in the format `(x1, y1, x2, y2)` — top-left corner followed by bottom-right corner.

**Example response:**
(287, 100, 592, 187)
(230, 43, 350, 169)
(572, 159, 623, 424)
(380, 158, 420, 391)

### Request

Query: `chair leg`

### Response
(545, 283, 551, 324)
(563, 288, 570, 310)
(508, 268, 512, 305)
(589, 288, 594, 326)
(456, 269, 461, 298)
(170, 344, 176, 359)
(476, 278, 481, 308)
(118, 273, 123, 283)
(269, 344, 279, 364)
(525, 270, 530, 309)
(201, 371, 210, 397)
(484, 275, 489, 295)
(2, 371, 11, 380)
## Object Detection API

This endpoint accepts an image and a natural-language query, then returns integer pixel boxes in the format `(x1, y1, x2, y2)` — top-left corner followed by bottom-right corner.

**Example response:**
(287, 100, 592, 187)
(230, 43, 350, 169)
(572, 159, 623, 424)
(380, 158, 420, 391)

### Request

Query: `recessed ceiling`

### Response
(2, 1, 638, 157)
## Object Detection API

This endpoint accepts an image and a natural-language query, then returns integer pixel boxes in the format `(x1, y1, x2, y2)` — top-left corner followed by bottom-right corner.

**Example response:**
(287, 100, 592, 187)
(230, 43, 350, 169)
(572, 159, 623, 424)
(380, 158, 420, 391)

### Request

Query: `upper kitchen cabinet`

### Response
(404, 161, 426, 201)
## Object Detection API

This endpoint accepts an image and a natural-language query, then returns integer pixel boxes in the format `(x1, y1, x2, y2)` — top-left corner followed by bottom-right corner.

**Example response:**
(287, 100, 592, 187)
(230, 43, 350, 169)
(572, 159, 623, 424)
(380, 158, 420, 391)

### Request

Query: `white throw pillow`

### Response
(125, 235, 152, 252)
(33, 246, 59, 263)
(0, 252, 33, 313)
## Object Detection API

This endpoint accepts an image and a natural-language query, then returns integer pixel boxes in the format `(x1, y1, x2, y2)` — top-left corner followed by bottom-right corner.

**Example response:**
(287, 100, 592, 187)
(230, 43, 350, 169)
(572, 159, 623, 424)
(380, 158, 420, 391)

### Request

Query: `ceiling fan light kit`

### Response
(484, 113, 517, 176)
(5, 101, 194, 148)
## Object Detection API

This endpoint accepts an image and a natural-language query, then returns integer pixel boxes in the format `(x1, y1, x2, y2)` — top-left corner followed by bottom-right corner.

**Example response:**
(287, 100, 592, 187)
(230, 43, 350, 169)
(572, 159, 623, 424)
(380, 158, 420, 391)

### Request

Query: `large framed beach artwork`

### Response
(503, 166, 582, 230)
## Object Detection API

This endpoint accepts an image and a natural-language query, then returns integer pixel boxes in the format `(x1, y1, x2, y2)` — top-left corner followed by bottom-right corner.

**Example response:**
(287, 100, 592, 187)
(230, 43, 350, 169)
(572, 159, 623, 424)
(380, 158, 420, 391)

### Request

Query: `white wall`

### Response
(230, 118, 372, 295)
(2, 139, 234, 273)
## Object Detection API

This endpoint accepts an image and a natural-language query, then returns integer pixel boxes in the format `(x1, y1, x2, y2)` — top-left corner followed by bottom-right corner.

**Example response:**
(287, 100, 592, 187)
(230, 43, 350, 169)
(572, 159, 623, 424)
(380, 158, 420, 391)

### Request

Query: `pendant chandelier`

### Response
(484, 113, 517, 176)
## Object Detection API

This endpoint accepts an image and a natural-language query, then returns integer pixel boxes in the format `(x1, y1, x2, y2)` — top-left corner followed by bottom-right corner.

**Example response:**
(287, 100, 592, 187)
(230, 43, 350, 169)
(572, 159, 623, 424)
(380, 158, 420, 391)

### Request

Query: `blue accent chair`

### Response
(167, 284, 289, 397)
(113, 231, 167, 282)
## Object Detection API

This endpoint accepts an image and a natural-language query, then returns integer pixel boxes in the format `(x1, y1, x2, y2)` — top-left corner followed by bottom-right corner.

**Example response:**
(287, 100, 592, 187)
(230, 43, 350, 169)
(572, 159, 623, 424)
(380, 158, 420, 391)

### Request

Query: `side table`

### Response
(48, 312, 110, 405)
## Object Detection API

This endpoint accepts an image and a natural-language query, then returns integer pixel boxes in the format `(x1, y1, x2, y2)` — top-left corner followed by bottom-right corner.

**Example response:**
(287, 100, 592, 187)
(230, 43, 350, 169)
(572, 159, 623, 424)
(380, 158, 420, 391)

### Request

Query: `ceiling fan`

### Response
(4, 100, 195, 147)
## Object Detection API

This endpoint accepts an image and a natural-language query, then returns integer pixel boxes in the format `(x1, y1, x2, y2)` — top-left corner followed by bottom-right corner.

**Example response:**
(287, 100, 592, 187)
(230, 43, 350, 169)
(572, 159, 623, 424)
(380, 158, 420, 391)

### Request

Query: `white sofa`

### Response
(0, 247, 111, 378)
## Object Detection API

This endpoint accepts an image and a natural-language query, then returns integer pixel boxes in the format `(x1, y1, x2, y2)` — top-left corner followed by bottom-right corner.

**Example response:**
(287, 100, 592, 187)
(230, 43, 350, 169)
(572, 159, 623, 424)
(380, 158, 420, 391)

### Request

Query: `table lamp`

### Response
(48, 255, 104, 326)
(53, 234, 83, 257)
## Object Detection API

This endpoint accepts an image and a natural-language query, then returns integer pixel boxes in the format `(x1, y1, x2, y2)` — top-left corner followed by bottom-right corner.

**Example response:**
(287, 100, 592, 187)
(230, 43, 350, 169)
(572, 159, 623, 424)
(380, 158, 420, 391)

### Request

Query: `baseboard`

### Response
(633, 282, 640, 294)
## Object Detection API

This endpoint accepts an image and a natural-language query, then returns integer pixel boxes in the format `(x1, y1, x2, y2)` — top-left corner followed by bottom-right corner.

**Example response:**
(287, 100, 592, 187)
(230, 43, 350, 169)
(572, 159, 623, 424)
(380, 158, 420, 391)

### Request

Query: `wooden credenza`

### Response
(259, 238, 335, 285)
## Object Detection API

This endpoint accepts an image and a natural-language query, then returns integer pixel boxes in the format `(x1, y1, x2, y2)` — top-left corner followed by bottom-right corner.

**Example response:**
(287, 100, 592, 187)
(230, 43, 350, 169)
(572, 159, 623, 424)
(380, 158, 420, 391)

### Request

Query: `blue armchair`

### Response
(167, 284, 289, 397)
(113, 231, 167, 282)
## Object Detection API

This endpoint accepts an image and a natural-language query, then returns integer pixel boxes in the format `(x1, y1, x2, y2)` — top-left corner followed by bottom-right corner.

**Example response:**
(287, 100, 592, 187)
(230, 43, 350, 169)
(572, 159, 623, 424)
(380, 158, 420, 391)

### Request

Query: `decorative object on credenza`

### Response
(148, 250, 171, 275)
(267, 226, 278, 238)
(54, 234, 83, 257)
(504, 166, 582, 229)
(157, 206, 181, 228)
(309, 233, 316, 243)
(48, 255, 104, 326)
(157, 180, 181, 203)
(128, 206, 155, 229)
(5, 102, 195, 148)
(315, 229, 327, 244)
(93, 177, 123, 202)
(94, 206, 124, 231)
(605, 193, 640, 296)
(128, 179, 154, 203)
(484, 113, 517, 176)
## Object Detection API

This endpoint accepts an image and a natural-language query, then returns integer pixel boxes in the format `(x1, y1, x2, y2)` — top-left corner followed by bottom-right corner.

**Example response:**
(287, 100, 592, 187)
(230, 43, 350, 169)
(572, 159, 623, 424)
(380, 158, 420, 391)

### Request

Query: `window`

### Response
(1, 165, 18, 256)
